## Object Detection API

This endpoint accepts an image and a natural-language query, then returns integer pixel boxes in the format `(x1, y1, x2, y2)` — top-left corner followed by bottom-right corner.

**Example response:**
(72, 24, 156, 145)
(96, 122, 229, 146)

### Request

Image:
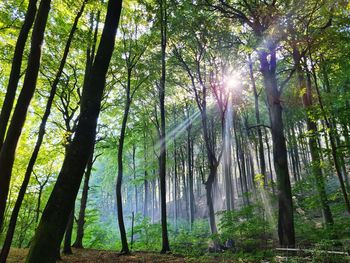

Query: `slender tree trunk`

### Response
(292, 51, 334, 225)
(264, 128, 275, 193)
(25, 1, 122, 261)
(36, 187, 43, 223)
(187, 122, 195, 225)
(308, 53, 350, 213)
(63, 208, 74, 254)
(158, 0, 170, 253)
(73, 151, 94, 248)
(132, 145, 138, 213)
(0, 0, 52, 230)
(143, 134, 149, 217)
(0, 0, 38, 149)
(248, 55, 267, 184)
(116, 70, 132, 254)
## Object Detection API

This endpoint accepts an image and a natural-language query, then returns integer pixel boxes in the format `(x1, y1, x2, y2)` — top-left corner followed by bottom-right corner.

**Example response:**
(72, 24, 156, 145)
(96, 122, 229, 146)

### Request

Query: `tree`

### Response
(114, 12, 147, 253)
(25, 0, 123, 261)
(157, 0, 171, 253)
(0, 0, 52, 230)
(0, 0, 38, 150)
(206, 0, 296, 246)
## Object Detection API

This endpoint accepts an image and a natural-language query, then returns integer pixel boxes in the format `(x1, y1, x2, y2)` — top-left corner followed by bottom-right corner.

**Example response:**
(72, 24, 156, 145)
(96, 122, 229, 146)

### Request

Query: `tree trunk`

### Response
(205, 167, 218, 234)
(0, 0, 38, 149)
(187, 122, 195, 225)
(63, 208, 74, 254)
(25, 0, 122, 261)
(248, 55, 267, 184)
(143, 134, 149, 217)
(116, 70, 131, 254)
(0, 0, 51, 230)
(0, 3, 86, 260)
(73, 152, 94, 248)
(259, 49, 295, 247)
(293, 51, 334, 225)
(308, 53, 350, 213)
(159, 0, 170, 253)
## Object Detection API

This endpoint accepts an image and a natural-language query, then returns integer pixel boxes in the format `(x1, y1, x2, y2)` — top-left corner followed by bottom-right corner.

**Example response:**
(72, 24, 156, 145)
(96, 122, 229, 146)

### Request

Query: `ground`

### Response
(7, 248, 238, 262)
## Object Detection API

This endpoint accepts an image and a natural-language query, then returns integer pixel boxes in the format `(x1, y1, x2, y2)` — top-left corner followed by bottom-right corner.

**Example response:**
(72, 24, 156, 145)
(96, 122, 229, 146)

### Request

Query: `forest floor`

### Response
(7, 248, 244, 262)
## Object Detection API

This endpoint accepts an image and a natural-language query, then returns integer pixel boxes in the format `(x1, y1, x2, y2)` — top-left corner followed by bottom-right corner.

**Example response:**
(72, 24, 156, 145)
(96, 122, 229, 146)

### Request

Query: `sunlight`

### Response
(154, 110, 201, 151)
(224, 71, 240, 94)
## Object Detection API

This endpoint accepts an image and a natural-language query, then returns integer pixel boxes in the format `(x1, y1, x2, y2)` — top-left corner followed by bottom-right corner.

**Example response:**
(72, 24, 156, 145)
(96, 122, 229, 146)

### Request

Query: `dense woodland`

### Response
(0, 0, 350, 262)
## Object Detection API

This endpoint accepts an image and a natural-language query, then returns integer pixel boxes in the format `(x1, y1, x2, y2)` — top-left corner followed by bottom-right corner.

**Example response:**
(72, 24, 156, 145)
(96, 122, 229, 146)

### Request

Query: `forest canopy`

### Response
(0, 0, 350, 262)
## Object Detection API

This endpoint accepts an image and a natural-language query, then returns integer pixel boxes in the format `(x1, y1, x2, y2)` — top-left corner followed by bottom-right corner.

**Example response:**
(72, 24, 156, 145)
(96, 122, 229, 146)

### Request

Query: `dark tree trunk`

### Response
(187, 120, 195, 225)
(63, 208, 74, 254)
(36, 187, 43, 223)
(73, 152, 94, 248)
(205, 167, 218, 234)
(0, 0, 51, 231)
(259, 49, 295, 247)
(116, 71, 131, 254)
(25, 0, 122, 261)
(158, 0, 170, 253)
(0, 3, 86, 260)
(0, 0, 38, 149)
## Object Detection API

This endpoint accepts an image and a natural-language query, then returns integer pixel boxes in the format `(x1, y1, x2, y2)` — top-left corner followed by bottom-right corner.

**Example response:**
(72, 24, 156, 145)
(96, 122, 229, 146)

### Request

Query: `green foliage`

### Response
(171, 219, 210, 256)
(130, 216, 162, 251)
(218, 204, 274, 252)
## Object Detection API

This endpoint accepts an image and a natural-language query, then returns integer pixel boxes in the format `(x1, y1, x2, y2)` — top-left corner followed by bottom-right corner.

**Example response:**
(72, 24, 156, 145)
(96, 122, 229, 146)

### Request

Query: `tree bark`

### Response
(0, 3, 86, 260)
(187, 118, 195, 225)
(116, 76, 131, 253)
(259, 49, 295, 247)
(158, 0, 170, 253)
(293, 50, 334, 225)
(25, 0, 122, 261)
(63, 208, 74, 254)
(0, 0, 51, 231)
(309, 53, 350, 213)
(73, 152, 94, 248)
(0, 0, 38, 149)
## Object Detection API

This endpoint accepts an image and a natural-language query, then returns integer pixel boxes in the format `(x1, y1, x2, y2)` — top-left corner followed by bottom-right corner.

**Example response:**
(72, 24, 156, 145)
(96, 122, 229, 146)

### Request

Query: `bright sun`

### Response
(225, 71, 240, 93)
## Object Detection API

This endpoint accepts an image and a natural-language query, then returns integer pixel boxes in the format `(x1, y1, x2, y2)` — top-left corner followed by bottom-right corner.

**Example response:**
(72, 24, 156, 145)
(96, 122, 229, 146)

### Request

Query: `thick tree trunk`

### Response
(0, 0, 51, 231)
(0, 0, 38, 149)
(25, 1, 122, 261)
(259, 49, 295, 247)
